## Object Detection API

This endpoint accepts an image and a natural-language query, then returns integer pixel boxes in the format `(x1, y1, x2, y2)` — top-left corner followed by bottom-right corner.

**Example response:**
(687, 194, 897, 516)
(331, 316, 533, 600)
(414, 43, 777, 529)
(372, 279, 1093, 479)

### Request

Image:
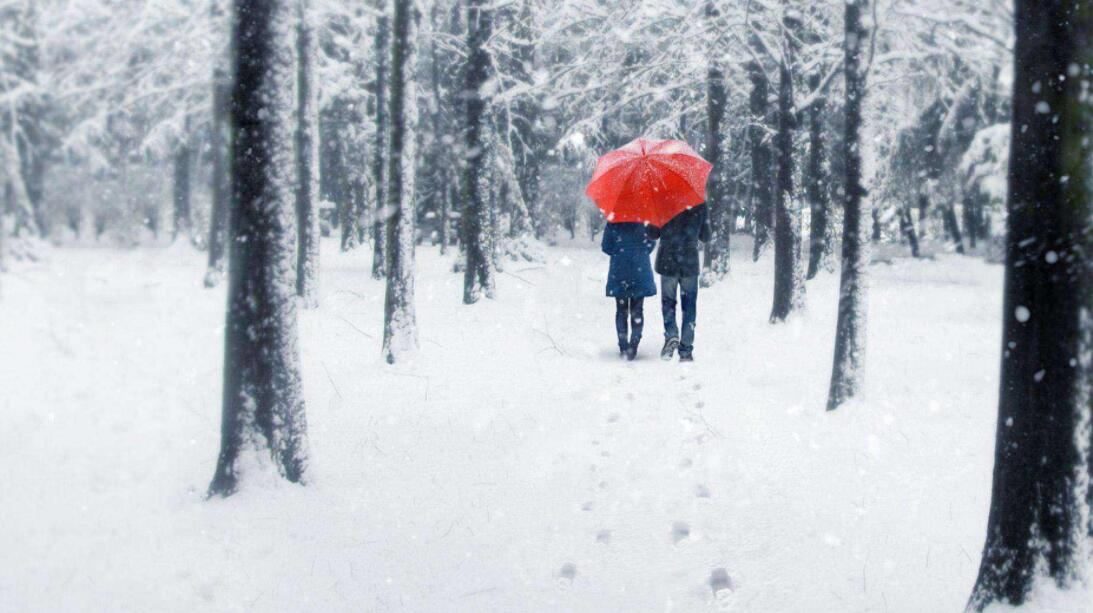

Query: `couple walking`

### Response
(602, 204, 710, 362)
(585, 137, 716, 363)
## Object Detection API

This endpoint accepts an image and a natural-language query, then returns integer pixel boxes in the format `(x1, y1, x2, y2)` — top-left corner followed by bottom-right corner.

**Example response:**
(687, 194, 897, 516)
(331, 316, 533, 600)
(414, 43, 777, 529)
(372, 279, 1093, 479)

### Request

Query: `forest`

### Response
(1, 0, 1091, 611)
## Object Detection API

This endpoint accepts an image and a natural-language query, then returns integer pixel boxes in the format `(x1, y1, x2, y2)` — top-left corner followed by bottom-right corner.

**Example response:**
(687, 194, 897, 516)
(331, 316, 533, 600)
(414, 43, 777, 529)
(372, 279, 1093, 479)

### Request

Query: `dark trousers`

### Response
(615, 297, 645, 349)
(661, 275, 698, 352)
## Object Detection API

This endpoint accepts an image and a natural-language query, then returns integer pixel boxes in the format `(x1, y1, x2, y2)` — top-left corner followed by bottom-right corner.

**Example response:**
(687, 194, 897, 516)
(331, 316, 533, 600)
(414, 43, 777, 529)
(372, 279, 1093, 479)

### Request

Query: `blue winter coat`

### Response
(602, 222, 657, 298)
(647, 204, 711, 278)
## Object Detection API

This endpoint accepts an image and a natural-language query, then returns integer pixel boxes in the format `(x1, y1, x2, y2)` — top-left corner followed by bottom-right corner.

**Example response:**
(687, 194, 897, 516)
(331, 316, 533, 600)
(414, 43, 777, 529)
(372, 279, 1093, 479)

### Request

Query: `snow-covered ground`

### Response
(0, 238, 1027, 611)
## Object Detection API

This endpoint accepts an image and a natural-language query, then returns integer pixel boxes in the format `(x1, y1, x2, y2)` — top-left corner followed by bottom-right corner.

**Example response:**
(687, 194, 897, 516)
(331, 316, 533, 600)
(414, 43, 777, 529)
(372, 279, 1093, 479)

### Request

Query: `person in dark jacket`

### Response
(646, 204, 711, 361)
(601, 221, 657, 360)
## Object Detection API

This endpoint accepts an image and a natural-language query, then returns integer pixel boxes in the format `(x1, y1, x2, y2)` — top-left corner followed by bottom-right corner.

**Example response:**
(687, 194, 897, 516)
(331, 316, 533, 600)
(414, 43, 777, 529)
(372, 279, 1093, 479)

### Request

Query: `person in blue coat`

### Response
(601, 221, 657, 360)
(646, 204, 711, 362)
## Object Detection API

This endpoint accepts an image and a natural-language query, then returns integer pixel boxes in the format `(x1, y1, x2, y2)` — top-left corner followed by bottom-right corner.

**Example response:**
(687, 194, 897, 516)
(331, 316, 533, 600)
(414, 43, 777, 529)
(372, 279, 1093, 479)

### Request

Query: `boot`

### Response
(660, 337, 679, 361)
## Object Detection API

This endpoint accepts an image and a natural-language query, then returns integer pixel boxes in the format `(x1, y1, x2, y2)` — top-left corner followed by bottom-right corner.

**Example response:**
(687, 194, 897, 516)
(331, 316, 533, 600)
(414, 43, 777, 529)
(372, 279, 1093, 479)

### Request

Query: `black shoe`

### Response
(661, 337, 679, 361)
(679, 349, 694, 362)
(626, 341, 639, 361)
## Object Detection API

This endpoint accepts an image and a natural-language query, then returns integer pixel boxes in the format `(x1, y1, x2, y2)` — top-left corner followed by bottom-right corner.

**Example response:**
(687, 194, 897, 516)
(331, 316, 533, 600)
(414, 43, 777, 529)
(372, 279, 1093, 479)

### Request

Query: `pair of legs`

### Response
(661, 275, 698, 357)
(615, 297, 644, 352)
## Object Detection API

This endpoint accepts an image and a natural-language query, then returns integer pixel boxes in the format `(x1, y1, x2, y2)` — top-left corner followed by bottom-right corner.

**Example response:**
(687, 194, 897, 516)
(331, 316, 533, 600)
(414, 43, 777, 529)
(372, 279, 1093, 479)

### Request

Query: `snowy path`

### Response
(1, 240, 1003, 612)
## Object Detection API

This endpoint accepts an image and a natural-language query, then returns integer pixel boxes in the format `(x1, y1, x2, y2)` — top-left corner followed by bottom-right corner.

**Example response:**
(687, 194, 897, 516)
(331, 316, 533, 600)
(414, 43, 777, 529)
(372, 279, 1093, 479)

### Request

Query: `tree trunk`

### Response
(899, 204, 920, 258)
(172, 138, 192, 241)
(871, 208, 881, 242)
(204, 47, 231, 288)
(382, 0, 419, 363)
(770, 17, 803, 323)
(510, 0, 543, 239)
(209, 0, 309, 498)
(701, 0, 729, 284)
(968, 1, 1092, 607)
(371, 0, 389, 279)
(462, 0, 496, 303)
(942, 202, 966, 254)
(748, 60, 773, 262)
(295, 0, 320, 308)
(805, 69, 830, 280)
(826, 0, 869, 411)
(963, 192, 979, 250)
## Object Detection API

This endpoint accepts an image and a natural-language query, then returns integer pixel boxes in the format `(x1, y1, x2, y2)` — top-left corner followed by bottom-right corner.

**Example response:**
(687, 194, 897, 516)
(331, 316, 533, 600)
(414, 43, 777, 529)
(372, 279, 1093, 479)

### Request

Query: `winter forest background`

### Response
(2, 0, 1092, 612)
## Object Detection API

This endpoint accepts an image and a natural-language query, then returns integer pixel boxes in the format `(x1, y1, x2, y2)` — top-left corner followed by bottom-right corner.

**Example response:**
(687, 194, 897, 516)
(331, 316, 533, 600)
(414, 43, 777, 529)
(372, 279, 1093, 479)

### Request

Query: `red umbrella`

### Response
(585, 137, 713, 228)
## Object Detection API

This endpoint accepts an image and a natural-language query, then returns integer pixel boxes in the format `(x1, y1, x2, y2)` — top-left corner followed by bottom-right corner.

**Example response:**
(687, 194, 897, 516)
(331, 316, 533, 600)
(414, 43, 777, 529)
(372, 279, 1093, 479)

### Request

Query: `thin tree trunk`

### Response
(942, 202, 966, 254)
(371, 0, 389, 279)
(701, 0, 729, 284)
(805, 69, 830, 280)
(968, 1, 1092, 607)
(826, 0, 869, 411)
(899, 204, 920, 258)
(295, 0, 320, 308)
(770, 13, 803, 323)
(172, 137, 192, 242)
(748, 60, 773, 262)
(462, 0, 495, 303)
(382, 0, 419, 363)
(204, 50, 231, 288)
(963, 193, 978, 249)
(209, 0, 309, 498)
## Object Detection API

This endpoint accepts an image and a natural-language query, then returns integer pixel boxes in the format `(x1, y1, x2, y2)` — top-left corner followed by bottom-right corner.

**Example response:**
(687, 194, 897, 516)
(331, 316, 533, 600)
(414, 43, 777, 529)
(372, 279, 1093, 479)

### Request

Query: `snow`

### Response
(0, 237, 1081, 612)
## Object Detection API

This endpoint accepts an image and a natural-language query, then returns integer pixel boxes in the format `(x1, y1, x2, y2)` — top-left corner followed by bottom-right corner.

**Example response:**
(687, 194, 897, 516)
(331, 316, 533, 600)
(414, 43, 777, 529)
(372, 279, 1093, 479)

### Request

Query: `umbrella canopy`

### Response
(585, 137, 713, 228)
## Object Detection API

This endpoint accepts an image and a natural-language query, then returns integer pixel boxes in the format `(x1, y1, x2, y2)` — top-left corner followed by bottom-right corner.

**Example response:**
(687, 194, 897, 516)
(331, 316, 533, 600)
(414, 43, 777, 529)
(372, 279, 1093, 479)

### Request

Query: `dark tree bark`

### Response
(371, 0, 389, 279)
(969, 1, 1093, 608)
(805, 68, 831, 280)
(701, 0, 729, 284)
(870, 208, 881, 242)
(748, 60, 773, 262)
(963, 192, 980, 250)
(172, 137, 192, 241)
(295, 0, 320, 308)
(942, 201, 966, 254)
(204, 46, 231, 288)
(209, 0, 310, 498)
(826, 0, 869, 411)
(382, 0, 419, 363)
(462, 0, 495, 303)
(898, 205, 920, 258)
(770, 13, 804, 323)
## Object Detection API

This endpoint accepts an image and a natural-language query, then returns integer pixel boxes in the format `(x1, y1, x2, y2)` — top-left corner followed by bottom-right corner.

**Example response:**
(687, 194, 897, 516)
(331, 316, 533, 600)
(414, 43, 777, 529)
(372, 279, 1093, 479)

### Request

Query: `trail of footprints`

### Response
(556, 373, 736, 608)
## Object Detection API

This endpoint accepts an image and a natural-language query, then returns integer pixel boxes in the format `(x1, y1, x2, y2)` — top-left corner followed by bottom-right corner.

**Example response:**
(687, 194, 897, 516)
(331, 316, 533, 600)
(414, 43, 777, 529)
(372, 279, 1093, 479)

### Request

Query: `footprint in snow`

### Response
(581, 501, 594, 511)
(671, 521, 691, 544)
(595, 529, 611, 544)
(709, 568, 737, 610)
(694, 484, 711, 498)
(556, 562, 577, 588)
(607, 412, 620, 423)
